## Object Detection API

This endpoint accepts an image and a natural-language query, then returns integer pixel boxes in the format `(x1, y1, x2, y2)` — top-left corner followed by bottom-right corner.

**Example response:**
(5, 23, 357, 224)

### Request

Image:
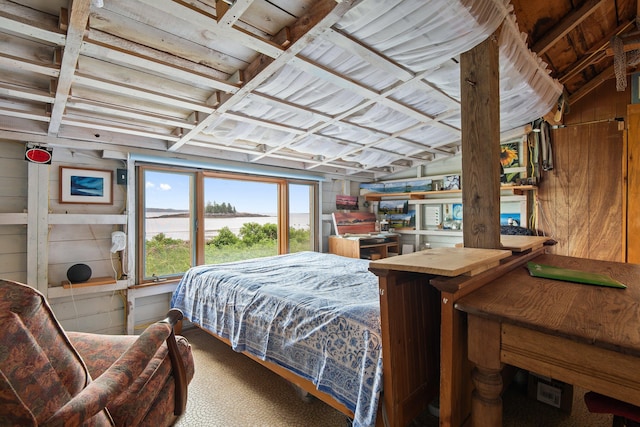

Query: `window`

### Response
(202, 175, 279, 264)
(140, 168, 195, 280)
(138, 165, 318, 282)
(288, 182, 316, 253)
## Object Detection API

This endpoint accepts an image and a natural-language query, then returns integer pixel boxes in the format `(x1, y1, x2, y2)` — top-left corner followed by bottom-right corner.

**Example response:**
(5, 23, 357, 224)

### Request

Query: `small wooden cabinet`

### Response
(328, 234, 399, 259)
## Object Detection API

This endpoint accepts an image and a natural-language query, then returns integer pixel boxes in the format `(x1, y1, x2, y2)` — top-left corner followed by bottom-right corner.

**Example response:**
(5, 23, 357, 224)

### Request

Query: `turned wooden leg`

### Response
(471, 366, 503, 427)
(467, 314, 503, 427)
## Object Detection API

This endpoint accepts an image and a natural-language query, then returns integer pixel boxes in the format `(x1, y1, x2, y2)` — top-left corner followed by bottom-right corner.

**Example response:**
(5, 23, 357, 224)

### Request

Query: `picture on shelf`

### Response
(359, 182, 385, 194)
(452, 203, 463, 220)
(359, 179, 432, 194)
(378, 200, 408, 215)
(336, 194, 358, 210)
(332, 212, 377, 235)
(387, 210, 415, 230)
(443, 175, 460, 190)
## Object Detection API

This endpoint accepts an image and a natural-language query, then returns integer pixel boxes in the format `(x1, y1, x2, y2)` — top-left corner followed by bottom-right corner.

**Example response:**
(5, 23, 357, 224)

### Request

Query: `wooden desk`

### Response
(368, 247, 512, 427)
(455, 254, 640, 426)
(328, 234, 399, 259)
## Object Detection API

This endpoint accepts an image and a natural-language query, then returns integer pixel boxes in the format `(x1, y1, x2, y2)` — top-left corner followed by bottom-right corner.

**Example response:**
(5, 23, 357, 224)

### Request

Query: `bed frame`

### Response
(198, 328, 358, 421)
(179, 274, 442, 427)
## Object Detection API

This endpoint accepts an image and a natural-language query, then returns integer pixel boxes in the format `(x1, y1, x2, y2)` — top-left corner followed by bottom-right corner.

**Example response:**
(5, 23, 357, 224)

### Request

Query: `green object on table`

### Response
(527, 262, 627, 289)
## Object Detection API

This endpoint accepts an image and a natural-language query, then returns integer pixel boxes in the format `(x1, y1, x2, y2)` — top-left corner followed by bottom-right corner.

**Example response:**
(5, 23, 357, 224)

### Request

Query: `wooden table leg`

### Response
(439, 291, 473, 427)
(467, 315, 503, 427)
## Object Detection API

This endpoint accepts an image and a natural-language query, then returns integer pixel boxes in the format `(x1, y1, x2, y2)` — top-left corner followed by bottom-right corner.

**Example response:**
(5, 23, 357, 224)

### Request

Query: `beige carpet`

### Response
(175, 327, 613, 427)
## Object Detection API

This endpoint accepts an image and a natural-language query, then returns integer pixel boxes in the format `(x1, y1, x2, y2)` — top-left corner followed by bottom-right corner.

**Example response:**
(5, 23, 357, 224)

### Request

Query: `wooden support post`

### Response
(460, 31, 501, 249)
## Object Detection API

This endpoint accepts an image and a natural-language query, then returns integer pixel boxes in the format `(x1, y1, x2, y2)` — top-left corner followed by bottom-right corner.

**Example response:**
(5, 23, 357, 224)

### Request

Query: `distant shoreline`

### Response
(152, 212, 269, 219)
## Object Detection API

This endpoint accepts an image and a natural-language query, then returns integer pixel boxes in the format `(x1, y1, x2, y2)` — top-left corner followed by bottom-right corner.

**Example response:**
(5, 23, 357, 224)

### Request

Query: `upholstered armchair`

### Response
(0, 278, 194, 426)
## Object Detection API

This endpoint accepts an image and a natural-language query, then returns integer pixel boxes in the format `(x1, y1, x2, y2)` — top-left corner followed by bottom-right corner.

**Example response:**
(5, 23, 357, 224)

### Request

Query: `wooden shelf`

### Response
(395, 229, 463, 237)
(61, 276, 118, 288)
(48, 278, 128, 299)
(363, 185, 536, 201)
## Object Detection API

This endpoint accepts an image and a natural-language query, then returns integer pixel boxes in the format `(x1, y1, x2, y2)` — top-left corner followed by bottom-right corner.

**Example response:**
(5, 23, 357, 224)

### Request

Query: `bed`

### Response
(170, 251, 385, 427)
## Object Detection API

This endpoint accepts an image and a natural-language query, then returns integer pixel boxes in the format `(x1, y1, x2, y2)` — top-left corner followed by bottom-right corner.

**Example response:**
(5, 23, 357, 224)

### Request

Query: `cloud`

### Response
(159, 183, 172, 191)
(146, 181, 154, 188)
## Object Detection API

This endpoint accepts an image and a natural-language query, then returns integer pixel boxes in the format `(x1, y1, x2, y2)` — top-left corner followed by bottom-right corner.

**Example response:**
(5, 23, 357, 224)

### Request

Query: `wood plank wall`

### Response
(0, 141, 28, 282)
(538, 78, 628, 261)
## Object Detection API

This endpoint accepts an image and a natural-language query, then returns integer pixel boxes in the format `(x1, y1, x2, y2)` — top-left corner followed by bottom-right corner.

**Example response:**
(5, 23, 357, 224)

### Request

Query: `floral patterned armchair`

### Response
(0, 278, 194, 426)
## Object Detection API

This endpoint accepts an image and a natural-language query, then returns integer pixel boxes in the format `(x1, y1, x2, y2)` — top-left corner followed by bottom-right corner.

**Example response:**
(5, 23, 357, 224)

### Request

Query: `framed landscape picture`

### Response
(59, 167, 113, 204)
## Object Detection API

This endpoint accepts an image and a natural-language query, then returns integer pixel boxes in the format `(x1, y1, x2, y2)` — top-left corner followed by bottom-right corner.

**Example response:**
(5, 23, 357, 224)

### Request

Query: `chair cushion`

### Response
(69, 332, 194, 426)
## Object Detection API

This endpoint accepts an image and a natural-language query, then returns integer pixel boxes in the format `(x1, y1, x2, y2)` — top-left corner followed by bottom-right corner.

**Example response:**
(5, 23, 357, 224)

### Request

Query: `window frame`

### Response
(136, 164, 318, 284)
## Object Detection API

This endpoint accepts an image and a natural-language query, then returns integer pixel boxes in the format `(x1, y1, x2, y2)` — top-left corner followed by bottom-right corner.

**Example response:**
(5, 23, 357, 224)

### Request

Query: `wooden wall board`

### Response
(538, 78, 626, 262)
(627, 104, 640, 263)
(0, 253, 27, 277)
(568, 125, 591, 259)
(587, 122, 623, 261)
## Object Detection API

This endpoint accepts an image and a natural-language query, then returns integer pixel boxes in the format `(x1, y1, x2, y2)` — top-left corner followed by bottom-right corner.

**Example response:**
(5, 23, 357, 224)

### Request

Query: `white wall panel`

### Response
(50, 291, 126, 334)
(0, 141, 28, 281)
(132, 292, 172, 334)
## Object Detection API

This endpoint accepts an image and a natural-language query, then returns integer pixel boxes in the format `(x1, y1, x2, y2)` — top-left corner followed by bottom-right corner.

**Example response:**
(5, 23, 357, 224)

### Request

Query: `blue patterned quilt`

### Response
(171, 251, 383, 427)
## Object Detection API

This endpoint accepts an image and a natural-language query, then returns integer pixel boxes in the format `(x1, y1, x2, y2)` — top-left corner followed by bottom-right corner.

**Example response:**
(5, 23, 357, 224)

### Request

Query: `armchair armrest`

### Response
(164, 309, 188, 415)
(43, 309, 186, 427)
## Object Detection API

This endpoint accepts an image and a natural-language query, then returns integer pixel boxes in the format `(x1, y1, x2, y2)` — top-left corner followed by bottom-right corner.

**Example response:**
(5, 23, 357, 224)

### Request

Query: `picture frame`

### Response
(59, 166, 113, 204)
(378, 200, 408, 215)
(500, 139, 525, 184)
(443, 175, 461, 190)
(336, 194, 359, 210)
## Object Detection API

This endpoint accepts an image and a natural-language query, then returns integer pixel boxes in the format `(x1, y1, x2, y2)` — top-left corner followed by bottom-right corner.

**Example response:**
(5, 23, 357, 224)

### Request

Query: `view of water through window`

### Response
(142, 169, 314, 279)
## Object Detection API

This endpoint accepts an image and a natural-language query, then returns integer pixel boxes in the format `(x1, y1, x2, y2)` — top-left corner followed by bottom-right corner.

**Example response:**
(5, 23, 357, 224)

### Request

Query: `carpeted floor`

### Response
(175, 327, 613, 427)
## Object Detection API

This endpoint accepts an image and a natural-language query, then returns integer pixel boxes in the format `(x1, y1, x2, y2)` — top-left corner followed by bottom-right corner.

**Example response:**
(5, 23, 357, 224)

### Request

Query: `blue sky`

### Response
(144, 171, 310, 213)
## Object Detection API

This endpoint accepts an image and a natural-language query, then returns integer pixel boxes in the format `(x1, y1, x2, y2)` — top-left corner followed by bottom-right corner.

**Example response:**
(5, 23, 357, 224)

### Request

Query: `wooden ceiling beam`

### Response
(605, 32, 640, 55)
(159, 0, 283, 58)
(73, 74, 216, 113)
(0, 0, 64, 44)
(48, 0, 91, 135)
(568, 64, 614, 105)
(0, 81, 55, 104)
(0, 52, 59, 77)
(216, 0, 254, 27)
(65, 99, 197, 129)
(60, 116, 181, 141)
(558, 20, 635, 84)
(81, 39, 240, 93)
(532, 0, 605, 56)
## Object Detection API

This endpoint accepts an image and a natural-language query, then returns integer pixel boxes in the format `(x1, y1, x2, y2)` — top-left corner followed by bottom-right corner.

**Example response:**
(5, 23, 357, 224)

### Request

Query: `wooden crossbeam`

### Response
(48, 1, 91, 135)
(532, 0, 605, 56)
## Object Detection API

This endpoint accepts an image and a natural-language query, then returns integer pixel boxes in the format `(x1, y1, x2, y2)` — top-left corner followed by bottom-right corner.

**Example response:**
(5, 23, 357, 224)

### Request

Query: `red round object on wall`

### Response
(25, 147, 52, 164)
